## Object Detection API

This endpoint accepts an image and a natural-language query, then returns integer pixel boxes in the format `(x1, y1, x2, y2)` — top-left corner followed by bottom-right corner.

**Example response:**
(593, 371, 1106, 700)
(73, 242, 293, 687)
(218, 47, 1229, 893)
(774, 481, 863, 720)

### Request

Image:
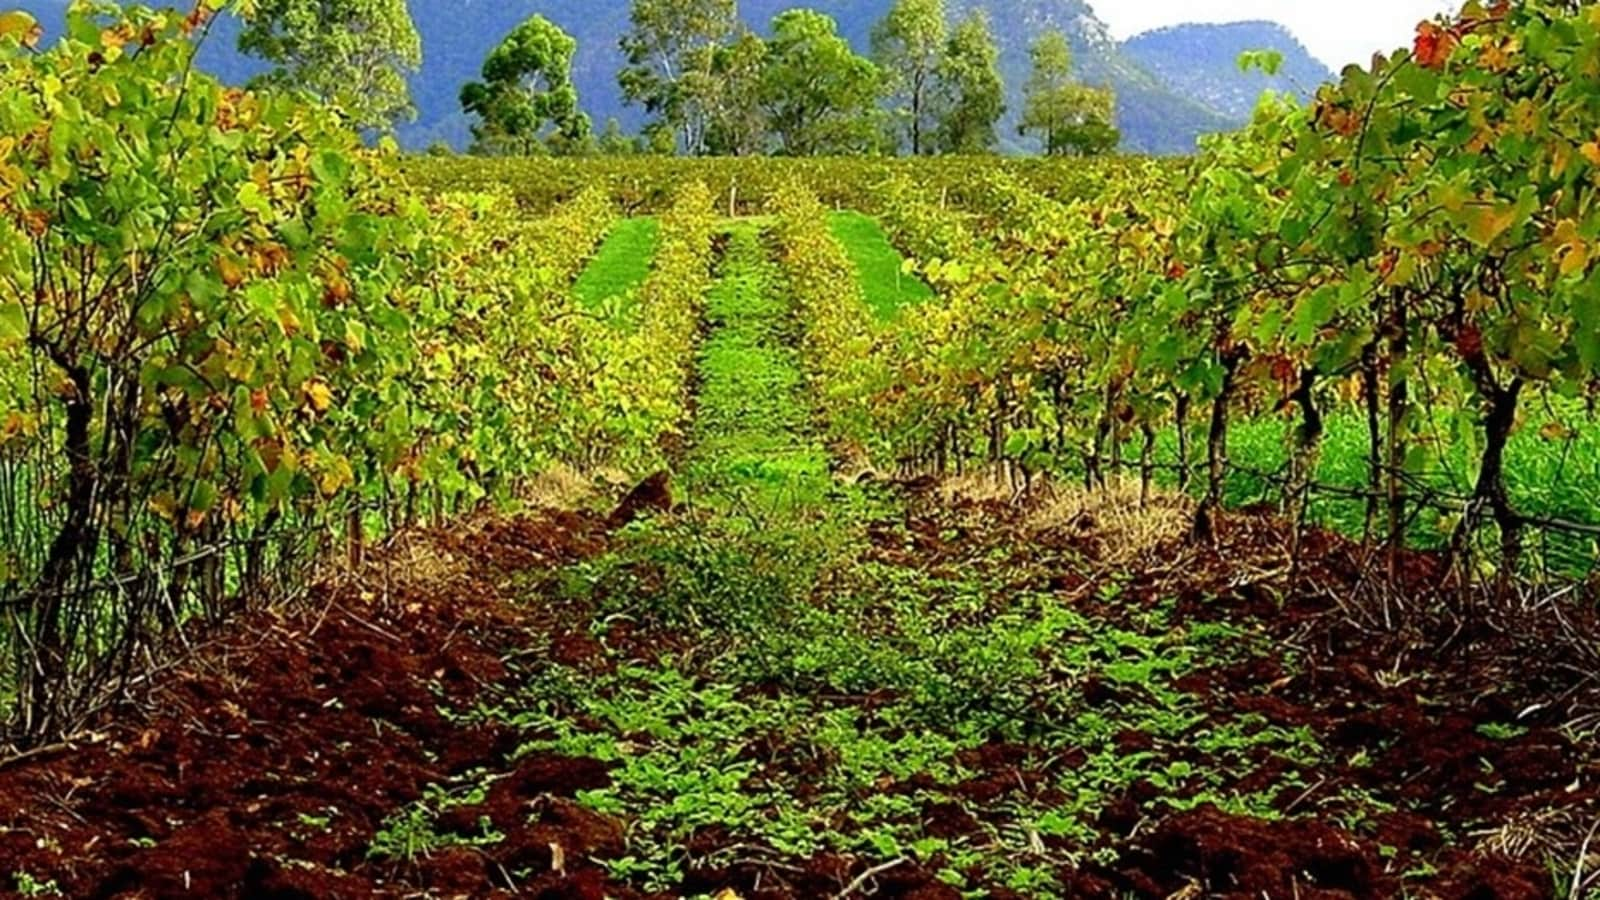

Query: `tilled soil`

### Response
(0, 511, 639, 900)
(0, 501, 1594, 899)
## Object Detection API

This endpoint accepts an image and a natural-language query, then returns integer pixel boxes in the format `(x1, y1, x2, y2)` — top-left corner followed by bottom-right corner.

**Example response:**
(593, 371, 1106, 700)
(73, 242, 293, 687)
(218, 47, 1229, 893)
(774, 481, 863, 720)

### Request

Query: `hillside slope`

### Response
(1122, 21, 1330, 124)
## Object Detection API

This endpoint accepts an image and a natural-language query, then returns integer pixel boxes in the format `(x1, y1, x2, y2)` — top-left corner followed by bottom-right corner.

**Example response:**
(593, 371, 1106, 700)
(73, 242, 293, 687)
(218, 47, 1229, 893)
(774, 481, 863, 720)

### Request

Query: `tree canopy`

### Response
(761, 9, 883, 156)
(238, 0, 421, 134)
(618, 0, 738, 155)
(1018, 31, 1117, 156)
(934, 10, 1004, 154)
(871, 0, 945, 155)
(461, 15, 586, 156)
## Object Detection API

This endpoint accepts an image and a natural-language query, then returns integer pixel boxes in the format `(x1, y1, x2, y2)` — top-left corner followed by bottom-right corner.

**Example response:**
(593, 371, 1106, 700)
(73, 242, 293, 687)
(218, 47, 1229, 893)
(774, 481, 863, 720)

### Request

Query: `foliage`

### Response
(759, 10, 884, 157)
(0, 4, 718, 744)
(693, 28, 768, 157)
(238, 0, 421, 133)
(934, 9, 1005, 155)
(870, 0, 944, 155)
(597, 116, 636, 155)
(460, 15, 585, 156)
(1019, 30, 1118, 157)
(0, 0, 451, 738)
(617, 0, 737, 155)
(368, 782, 505, 862)
(11, 871, 61, 898)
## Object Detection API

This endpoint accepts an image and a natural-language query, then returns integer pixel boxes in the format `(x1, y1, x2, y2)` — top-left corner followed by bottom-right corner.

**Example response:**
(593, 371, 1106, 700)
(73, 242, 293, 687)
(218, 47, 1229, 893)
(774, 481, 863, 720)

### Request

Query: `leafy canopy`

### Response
(618, 0, 737, 155)
(461, 15, 585, 156)
(238, 0, 421, 133)
(1019, 30, 1117, 157)
(934, 10, 1004, 154)
(760, 9, 883, 157)
(871, 0, 945, 155)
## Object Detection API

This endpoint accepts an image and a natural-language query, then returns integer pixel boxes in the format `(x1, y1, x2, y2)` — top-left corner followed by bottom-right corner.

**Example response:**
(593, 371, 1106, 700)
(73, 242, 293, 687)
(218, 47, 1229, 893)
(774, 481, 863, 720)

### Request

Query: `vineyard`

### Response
(2, 2, 1600, 899)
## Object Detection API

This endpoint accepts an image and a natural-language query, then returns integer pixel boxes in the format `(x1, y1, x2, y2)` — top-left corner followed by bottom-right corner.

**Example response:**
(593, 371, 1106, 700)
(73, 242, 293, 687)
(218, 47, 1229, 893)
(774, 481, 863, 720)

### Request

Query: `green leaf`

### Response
(0, 302, 25, 340)
(237, 181, 271, 217)
(312, 150, 351, 187)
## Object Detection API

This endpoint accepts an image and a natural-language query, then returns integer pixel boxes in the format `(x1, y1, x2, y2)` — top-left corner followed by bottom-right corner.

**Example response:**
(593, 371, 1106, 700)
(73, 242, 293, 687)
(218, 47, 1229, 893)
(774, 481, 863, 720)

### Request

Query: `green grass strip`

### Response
(827, 210, 933, 318)
(573, 217, 660, 310)
(685, 222, 831, 509)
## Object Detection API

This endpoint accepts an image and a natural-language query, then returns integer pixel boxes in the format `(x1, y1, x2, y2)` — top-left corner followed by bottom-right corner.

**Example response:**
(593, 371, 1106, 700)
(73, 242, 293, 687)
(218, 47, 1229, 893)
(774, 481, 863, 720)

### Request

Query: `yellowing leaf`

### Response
(0, 11, 41, 48)
(218, 254, 246, 289)
(303, 380, 333, 414)
(148, 491, 178, 523)
(317, 457, 353, 497)
(1467, 205, 1516, 247)
(1560, 241, 1589, 277)
(317, 469, 343, 498)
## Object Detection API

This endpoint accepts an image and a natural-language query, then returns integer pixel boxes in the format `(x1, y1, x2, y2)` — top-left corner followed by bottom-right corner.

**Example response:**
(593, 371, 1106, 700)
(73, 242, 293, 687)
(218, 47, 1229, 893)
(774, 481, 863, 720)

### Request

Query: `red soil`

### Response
(0, 502, 1591, 899)
(0, 511, 637, 900)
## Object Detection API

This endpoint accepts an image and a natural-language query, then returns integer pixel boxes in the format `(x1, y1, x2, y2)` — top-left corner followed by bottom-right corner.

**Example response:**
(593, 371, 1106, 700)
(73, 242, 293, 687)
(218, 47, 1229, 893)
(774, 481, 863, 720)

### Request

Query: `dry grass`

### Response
(934, 468, 1022, 505)
(928, 467, 1194, 569)
(523, 462, 611, 510)
(1471, 804, 1600, 897)
(1024, 475, 1194, 568)
(316, 462, 620, 608)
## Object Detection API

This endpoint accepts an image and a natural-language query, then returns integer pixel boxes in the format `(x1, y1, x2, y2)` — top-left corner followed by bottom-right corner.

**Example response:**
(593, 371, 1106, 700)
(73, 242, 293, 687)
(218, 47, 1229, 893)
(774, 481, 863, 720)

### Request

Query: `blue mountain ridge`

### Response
(14, 0, 1333, 154)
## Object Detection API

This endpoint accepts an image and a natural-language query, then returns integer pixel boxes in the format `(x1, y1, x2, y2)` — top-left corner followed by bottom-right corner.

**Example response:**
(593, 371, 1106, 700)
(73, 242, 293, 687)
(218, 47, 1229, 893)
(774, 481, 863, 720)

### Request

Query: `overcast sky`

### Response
(1098, 0, 1460, 71)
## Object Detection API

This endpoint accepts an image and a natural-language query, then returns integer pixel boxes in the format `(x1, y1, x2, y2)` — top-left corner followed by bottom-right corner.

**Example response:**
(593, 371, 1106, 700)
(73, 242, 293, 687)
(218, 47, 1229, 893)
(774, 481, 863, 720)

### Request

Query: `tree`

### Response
(238, 0, 421, 134)
(700, 29, 768, 156)
(1018, 31, 1118, 156)
(548, 112, 597, 157)
(640, 121, 679, 155)
(460, 16, 584, 156)
(760, 9, 882, 156)
(934, 11, 1003, 154)
(871, 0, 945, 156)
(618, 0, 738, 155)
(598, 117, 634, 155)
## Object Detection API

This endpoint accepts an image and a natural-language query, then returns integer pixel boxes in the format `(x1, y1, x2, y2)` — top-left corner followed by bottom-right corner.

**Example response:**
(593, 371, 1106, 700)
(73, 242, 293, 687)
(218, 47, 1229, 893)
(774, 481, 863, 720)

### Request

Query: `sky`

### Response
(1097, 0, 1460, 71)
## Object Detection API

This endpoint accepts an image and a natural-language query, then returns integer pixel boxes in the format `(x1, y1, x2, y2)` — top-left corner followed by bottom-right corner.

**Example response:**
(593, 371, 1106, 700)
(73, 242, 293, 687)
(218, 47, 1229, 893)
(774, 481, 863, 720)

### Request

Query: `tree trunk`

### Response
(1287, 368, 1324, 566)
(1139, 423, 1155, 508)
(1088, 413, 1108, 490)
(1361, 337, 1381, 541)
(1454, 376, 1524, 580)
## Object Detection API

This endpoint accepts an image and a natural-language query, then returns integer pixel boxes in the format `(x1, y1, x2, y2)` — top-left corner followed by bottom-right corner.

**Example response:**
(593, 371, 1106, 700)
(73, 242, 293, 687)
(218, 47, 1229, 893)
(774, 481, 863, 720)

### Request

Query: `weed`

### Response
(11, 872, 60, 897)
(368, 782, 505, 863)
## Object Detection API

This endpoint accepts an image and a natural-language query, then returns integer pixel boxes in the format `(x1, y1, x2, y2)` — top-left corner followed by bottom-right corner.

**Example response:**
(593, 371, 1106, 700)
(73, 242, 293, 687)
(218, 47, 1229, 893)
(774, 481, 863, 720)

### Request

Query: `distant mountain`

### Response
(13, 0, 1332, 155)
(1122, 21, 1331, 125)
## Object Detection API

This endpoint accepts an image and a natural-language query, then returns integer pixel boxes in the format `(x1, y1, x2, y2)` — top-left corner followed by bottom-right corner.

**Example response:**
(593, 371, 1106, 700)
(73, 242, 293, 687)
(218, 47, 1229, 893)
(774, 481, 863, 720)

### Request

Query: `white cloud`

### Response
(1097, 0, 1460, 70)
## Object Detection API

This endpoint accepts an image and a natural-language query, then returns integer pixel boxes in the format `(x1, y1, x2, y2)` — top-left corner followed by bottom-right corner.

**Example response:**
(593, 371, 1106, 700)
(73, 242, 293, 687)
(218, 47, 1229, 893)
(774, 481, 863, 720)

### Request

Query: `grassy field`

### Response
(574, 217, 661, 310)
(827, 210, 933, 318)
